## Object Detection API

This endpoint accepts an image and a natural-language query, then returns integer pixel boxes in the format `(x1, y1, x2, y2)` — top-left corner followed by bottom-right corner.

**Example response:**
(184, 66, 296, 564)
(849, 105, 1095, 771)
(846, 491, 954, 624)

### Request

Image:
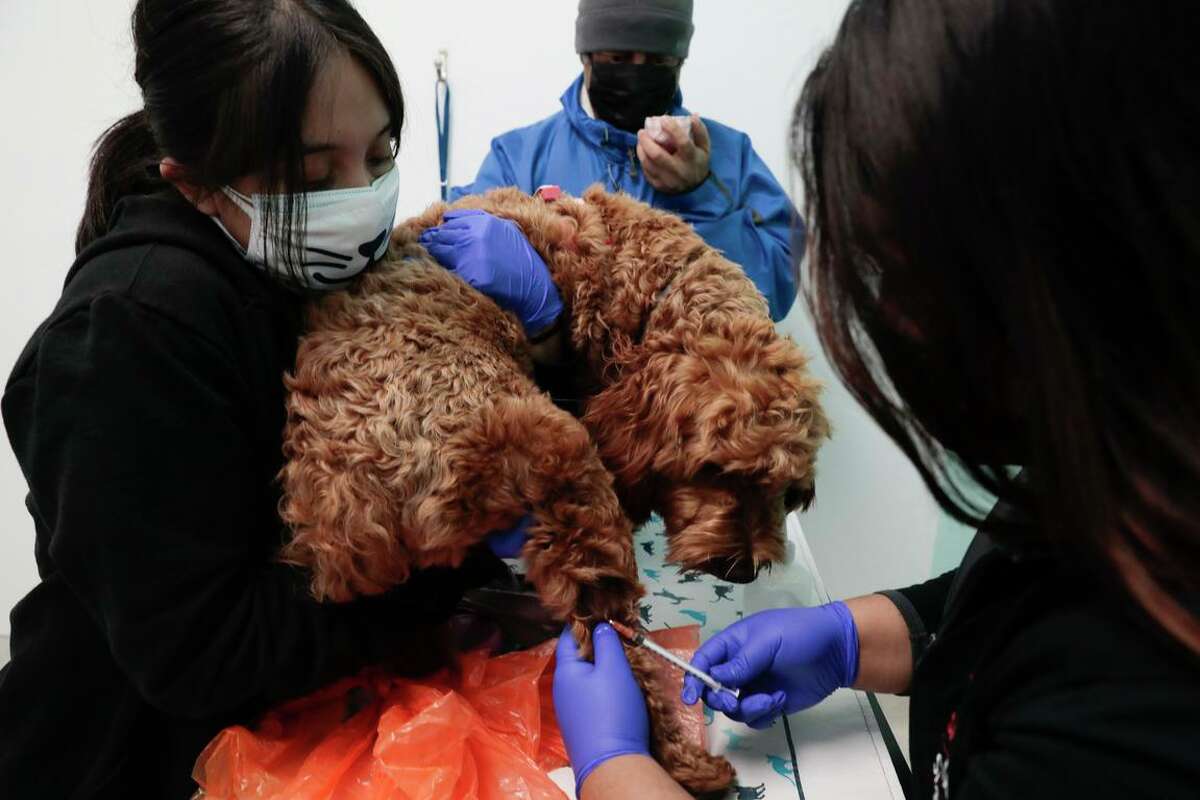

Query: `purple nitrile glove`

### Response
(682, 602, 860, 730)
(418, 209, 563, 337)
(484, 514, 532, 559)
(553, 623, 649, 794)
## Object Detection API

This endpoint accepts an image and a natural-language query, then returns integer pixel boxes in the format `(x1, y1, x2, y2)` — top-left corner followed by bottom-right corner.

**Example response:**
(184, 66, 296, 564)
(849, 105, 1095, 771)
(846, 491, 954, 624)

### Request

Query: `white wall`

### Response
(0, 0, 948, 635)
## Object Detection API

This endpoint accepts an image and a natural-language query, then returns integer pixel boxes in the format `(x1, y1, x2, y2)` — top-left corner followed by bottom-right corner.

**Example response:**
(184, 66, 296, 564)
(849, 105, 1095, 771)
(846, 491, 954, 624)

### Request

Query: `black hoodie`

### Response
(885, 531, 1200, 799)
(0, 193, 499, 799)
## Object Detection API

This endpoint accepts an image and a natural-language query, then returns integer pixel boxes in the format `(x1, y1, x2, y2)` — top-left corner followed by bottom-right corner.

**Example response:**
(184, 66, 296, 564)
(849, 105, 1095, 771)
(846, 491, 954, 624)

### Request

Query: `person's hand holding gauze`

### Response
(636, 114, 711, 194)
(553, 623, 650, 793)
(419, 209, 563, 337)
(682, 603, 860, 729)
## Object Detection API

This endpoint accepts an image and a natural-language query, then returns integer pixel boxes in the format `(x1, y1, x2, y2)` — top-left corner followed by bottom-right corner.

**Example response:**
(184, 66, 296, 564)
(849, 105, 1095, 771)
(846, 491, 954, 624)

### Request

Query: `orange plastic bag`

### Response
(193, 626, 704, 800)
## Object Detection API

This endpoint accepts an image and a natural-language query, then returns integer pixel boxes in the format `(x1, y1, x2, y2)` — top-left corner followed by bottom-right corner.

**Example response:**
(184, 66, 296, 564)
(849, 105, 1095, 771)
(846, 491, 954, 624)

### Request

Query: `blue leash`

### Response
(435, 51, 451, 201)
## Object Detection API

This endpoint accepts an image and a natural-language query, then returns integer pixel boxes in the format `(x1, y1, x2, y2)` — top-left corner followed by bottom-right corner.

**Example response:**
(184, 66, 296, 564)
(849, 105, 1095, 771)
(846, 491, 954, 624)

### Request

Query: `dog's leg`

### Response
(423, 394, 643, 623)
(624, 645, 737, 796)
(429, 395, 734, 794)
(488, 396, 734, 796)
(558, 622, 734, 797)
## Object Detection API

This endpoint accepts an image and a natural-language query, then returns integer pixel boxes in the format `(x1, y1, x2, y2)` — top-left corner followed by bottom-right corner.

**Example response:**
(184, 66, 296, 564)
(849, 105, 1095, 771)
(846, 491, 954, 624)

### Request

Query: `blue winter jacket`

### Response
(451, 74, 801, 321)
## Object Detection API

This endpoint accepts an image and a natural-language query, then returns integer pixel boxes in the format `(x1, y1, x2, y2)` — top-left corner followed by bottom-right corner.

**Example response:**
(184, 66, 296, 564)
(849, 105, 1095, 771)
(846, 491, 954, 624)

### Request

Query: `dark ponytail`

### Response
(75, 0, 405, 271)
(76, 110, 165, 254)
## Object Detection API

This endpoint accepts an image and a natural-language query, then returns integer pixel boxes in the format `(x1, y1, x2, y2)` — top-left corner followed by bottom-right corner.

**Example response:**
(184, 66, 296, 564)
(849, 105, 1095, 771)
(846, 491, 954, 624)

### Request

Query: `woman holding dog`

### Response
(0, 1, 563, 797)
(555, 0, 1200, 797)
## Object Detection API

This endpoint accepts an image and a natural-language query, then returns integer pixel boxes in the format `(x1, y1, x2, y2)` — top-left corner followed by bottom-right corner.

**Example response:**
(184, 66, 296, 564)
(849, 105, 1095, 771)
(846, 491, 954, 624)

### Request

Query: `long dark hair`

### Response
(796, 0, 1200, 652)
(77, 0, 404, 281)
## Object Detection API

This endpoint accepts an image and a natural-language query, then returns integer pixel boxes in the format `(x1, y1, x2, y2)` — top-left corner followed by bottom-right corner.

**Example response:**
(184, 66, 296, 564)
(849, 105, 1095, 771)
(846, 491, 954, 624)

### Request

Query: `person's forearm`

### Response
(580, 754, 691, 800)
(844, 593, 913, 694)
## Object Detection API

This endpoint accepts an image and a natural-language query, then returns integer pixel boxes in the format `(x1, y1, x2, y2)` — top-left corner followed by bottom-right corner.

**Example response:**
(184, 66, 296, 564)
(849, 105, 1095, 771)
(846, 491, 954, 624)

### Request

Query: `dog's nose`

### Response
(697, 557, 763, 584)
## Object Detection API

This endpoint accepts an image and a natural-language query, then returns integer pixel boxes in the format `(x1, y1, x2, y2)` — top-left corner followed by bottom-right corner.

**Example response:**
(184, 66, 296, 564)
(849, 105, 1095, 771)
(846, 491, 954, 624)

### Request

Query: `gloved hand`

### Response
(553, 623, 649, 793)
(418, 209, 563, 337)
(484, 514, 531, 559)
(682, 602, 860, 729)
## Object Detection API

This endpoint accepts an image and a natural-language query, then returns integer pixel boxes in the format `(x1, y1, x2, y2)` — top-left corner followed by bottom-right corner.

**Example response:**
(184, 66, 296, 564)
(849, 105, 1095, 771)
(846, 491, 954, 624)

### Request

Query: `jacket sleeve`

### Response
(657, 132, 800, 322)
(449, 137, 521, 200)
(5, 294, 499, 719)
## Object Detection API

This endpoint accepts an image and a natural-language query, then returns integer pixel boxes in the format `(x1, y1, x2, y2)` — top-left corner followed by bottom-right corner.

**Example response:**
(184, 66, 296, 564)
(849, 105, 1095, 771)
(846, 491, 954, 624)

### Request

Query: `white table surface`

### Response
(549, 513, 906, 799)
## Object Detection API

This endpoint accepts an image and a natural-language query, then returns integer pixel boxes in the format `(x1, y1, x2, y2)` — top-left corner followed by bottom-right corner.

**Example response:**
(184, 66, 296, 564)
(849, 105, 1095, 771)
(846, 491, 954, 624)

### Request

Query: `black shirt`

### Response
(0, 194, 499, 799)
(884, 533, 1200, 799)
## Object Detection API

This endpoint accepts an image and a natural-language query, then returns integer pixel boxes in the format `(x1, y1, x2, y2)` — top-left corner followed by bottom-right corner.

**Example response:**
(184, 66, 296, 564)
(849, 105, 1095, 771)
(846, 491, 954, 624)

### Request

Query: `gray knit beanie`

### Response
(575, 0, 695, 59)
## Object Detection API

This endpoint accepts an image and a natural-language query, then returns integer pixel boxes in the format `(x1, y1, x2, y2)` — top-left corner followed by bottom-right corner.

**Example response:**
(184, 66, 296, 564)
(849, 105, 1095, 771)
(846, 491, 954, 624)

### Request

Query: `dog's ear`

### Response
(582, 360, 661, 487)
(586, 315, 828, 492)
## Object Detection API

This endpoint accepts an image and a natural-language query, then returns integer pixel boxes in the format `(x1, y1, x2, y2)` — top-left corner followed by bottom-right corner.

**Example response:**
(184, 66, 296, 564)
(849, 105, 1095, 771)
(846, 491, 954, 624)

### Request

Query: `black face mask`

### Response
(587, 61, 679, 134)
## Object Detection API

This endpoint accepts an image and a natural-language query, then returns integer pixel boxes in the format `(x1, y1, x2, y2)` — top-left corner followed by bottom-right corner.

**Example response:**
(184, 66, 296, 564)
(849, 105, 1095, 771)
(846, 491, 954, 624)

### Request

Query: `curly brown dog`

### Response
(400, 186, 829, 584)
(279, 185, 828, 794)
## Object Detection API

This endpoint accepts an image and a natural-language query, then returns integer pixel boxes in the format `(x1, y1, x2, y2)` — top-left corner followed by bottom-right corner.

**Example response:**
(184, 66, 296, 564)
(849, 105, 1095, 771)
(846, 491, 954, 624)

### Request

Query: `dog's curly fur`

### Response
(401, 186, 830, 583)
(279, 185, 828, 794)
